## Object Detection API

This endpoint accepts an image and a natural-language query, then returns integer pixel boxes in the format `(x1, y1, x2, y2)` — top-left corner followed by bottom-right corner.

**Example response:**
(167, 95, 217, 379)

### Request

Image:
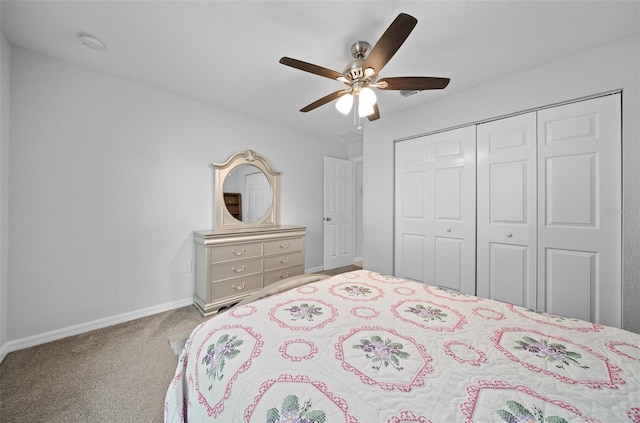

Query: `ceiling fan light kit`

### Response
(279, 12, 450, 126)
(335, 86, 376, 118)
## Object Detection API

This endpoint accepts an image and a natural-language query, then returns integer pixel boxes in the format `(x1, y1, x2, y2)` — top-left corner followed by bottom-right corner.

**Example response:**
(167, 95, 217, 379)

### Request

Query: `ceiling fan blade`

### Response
(300, 90, 348, 112)
(362, 13, 417, 74)
(377, 76, 450, 91)
(279, 57, 343, 81)
(367, 103, 380, 121)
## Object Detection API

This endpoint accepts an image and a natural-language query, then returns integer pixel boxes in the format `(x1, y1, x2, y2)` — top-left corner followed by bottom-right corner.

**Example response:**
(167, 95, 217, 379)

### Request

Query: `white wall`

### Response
(354, 159, 363, 261)
(7, 47, 347, 345)
(363, 35, 640, 333)
(0, 24, 11, 359)
(347, 141, 364, 261)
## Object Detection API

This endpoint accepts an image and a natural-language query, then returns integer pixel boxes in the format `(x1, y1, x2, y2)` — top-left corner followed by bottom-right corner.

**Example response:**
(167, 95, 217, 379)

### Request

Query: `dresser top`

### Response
(194, 225, 306, 239)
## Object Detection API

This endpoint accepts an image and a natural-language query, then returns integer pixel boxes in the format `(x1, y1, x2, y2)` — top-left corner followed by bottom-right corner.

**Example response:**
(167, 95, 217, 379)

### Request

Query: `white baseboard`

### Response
(306, 266, 324, 274)
(306, 259, 363, 275)
(0, 341, 8, 363)
(5, 297, 194, 356)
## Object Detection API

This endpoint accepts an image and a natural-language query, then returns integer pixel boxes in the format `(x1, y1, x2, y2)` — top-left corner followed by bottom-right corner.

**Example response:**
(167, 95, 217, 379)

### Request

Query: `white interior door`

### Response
(537, 94, 621, 327)
(395, 126, 476, 294)
(477, 112, 537, 308)
(245, 171, 270, 222)
(323, 157, 354, 270)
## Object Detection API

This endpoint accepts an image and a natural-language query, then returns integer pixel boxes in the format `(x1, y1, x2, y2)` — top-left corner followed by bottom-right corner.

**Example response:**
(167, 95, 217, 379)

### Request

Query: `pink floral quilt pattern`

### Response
(165, 270, 640, 422)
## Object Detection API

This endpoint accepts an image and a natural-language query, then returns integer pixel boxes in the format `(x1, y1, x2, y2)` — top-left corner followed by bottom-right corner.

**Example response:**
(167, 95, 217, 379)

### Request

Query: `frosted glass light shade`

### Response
(359, 87, 376, 107)
(358, 87, 377, 117)
(358, 102, 375, 117)
(357, 87, 376, 117)
(335, 94, 354, 114)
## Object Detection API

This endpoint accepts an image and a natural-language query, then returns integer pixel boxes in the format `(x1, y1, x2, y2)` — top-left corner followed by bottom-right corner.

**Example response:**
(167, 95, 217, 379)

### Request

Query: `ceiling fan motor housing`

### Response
(344, 59, 366, 81)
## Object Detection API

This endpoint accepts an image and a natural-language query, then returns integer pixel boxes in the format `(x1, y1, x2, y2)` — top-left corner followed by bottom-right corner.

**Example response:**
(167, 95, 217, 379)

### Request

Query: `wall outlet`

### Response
(183, 261, 192, 273)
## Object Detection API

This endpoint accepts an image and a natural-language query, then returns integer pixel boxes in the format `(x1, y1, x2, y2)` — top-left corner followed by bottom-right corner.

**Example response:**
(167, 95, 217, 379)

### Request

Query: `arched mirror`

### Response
(213, 150, 280, 230)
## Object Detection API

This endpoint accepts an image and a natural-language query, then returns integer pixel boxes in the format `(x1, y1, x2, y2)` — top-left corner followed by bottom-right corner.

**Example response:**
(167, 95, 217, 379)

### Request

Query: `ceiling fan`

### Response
(279, 13, 450, 125)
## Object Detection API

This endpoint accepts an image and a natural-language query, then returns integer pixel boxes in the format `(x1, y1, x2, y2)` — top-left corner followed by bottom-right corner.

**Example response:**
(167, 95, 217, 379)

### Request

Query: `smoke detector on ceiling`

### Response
(78, 32, 106, 50)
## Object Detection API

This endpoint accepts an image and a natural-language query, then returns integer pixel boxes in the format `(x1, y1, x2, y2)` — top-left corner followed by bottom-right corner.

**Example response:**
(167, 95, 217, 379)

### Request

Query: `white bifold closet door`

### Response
(476, 112, 538, 309)
(477, 94, 621, 327)
(394, 126, 476, 294)
(536, 95, 621, 327)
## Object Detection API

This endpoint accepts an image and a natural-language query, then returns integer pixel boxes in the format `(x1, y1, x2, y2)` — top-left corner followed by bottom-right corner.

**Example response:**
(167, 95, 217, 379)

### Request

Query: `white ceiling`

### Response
(2, 1, 639, 143)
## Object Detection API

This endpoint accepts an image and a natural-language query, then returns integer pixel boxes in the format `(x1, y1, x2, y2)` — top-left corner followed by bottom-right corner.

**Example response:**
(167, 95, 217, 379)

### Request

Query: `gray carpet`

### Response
(0, 305, 204, 423)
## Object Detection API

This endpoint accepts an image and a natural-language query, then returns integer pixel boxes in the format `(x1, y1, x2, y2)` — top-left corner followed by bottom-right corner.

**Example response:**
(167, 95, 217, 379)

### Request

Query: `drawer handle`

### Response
(231, 283, 246, 291)
(231, 265, 246, 273)
(279, 272, 290, 279)
(279, 258, 289, 264)
(506, 232, 513, 238)
(279, 243, 290, 249)
(232, 248, 246, 256)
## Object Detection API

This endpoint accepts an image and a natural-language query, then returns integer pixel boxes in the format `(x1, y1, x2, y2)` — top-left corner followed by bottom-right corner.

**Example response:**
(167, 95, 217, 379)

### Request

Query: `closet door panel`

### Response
(538, 94, 621, 327)
(545, 248, 595, 322)
(434, 167, 462, 220)
(434, 237, 463, 291)
(489, 243, 529, 306)
(399, 234, 427, 283)
(477, 113, 537, 308)
(545, 153, 596, 226)
(490, 161, 527, 222)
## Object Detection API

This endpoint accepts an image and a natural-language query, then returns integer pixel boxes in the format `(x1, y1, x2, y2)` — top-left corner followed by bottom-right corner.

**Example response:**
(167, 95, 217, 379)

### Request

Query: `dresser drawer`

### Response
(211, 242, 262, 263)
(264, 265, 304, 286)
(263, 237, 303, 256)
(211, 274, 262, 300)
(264, 252, 303, 271)
(211, 257, 262, 282)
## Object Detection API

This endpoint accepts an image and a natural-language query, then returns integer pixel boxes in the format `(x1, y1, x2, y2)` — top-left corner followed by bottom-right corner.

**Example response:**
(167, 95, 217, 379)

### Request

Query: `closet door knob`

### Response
(506, 232, 513, 238)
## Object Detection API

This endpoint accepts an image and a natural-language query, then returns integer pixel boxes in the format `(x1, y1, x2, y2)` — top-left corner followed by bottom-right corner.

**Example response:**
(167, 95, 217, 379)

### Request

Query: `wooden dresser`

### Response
(193, 225, 306, 316)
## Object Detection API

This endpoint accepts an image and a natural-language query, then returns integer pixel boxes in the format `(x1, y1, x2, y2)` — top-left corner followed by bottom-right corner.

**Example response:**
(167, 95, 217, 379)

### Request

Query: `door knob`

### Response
(324, 217, 332, 221)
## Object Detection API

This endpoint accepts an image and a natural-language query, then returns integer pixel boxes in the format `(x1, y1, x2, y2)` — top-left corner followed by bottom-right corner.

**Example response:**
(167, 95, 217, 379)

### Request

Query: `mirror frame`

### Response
(213, 150, 281, 230)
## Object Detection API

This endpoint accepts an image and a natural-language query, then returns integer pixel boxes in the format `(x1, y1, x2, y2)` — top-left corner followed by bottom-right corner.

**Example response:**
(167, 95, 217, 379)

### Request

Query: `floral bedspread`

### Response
(165, 270, 640, 422)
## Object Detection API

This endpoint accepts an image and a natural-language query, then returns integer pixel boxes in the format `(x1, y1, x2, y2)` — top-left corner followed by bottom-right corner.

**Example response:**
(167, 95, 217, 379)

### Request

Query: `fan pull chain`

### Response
(354, 95, 362, 130)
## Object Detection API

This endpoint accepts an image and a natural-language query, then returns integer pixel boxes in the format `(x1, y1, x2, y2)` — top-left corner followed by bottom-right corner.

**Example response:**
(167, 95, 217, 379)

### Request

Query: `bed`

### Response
(165, 270, 640, 422)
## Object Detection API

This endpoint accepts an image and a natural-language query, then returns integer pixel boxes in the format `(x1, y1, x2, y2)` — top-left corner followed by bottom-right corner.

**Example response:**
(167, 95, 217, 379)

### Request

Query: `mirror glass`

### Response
(222, 164, 272, 223)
